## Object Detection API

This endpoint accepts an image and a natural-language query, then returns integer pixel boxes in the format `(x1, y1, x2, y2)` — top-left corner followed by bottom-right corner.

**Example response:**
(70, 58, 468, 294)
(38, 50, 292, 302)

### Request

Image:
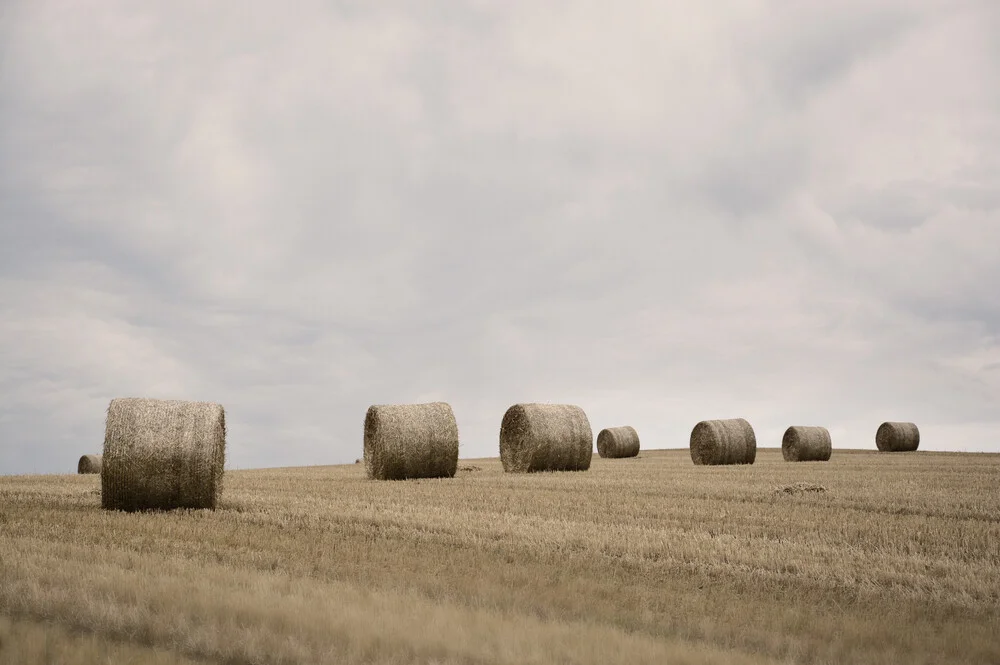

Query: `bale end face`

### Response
(101, 397, 226, 512)
(363, 402, 459, 481)
(690, 418, 756, 465)
(499, 403, 593, 473)
(596, 426, 640, 458)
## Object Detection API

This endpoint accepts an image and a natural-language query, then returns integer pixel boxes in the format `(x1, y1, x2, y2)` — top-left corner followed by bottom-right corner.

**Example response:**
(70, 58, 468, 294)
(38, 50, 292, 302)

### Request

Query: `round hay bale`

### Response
(690, 418, 756, 465)
(499, 403, 593, 473)
(363, 402, 459, 480)
(596, 425, 640, 459)
(875, 421, 919, 452)
(77, 454, 102, 474)
(781, 426, 832, 462)
(101, 398, 226, 511)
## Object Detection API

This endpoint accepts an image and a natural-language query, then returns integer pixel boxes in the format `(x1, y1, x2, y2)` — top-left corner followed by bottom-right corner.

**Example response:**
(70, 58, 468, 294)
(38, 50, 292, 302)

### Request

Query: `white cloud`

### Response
(1, 0, 997, 473)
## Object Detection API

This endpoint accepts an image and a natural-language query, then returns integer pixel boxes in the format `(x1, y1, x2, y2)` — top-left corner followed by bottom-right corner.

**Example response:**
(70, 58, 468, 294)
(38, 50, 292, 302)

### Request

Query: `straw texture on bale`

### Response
(596, 426, 640, 458)
(690, 418, 757, 465)
(781, 426, 832, 462)
(875, 421, 920, 452)
(101, 398, 226, 511)
(77, 454, 102, 474)
(499, 403, 593, 473)
(363, 402, 459, 480)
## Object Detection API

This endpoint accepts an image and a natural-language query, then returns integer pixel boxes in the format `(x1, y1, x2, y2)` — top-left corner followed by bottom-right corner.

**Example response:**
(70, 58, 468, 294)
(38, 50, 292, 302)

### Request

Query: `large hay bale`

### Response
(781, 426, 832, 462)
(101, 398, 226, 511)
(77, 454, 102, 474)
(499, 403, 592, 473)
(689, 418, 756, 465)
(364, 402, 459, 480)
(596, 425, 640, 459)
(875, 421, 920, 452)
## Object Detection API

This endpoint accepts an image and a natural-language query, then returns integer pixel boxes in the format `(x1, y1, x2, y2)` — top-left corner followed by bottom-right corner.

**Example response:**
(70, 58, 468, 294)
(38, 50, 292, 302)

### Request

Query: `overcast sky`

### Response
(1, 1, 998, 474)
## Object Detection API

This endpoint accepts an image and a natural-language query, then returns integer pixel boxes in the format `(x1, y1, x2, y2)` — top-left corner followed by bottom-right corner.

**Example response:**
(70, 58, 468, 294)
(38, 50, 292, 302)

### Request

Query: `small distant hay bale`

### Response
(101, 398, 226, 511)
(77, 454, 102, 474)
(596, 426, 640, 459)
(690, 418, 756, 465)
(782, 426, 832, 462)
(499, 403, 593, 473)
(363, 402, 459, 480)
(875, 421, 920, 452)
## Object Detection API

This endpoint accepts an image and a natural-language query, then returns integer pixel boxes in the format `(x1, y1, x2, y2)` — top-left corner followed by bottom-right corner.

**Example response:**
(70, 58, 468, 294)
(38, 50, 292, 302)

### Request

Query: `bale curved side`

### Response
(364, 402, 459, 480)
(596, 426, 640, 458)
(499, 403, 592, 473)
(781, 426, 832, 462)
(77, 454, 102, 474)
(690, 418, 756, 465)
(101, 398, 226, 511)
(875, 422, 919, 452)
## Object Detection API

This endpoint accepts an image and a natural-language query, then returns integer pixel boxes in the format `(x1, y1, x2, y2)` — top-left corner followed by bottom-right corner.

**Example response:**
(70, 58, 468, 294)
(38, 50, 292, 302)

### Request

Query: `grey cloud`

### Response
(1, 1, 999, 474)
(761, 6, 918, 102)
(823, 178, 1000, 232)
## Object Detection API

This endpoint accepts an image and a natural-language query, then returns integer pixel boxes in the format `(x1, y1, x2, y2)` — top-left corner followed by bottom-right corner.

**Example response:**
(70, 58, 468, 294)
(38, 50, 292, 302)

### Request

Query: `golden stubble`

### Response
(1, 449, 998, 664)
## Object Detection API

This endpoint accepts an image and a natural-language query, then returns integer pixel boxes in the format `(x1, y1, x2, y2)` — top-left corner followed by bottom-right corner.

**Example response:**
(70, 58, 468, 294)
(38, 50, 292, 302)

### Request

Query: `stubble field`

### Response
(1, 448, 998, 664)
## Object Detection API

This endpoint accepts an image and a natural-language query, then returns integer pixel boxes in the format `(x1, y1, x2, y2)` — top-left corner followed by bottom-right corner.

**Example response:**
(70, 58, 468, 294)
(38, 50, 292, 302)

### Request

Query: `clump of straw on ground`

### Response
(775, 482, 827, 495)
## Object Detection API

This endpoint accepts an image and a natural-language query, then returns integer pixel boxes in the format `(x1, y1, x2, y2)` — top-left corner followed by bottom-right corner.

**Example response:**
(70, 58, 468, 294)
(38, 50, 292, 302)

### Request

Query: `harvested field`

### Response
(1, 448, 998, 664)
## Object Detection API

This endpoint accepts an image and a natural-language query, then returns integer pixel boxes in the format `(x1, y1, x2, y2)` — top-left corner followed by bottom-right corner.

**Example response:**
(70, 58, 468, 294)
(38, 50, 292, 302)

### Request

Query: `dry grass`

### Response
(363, 402, 459, 480)
(782, 426, 832, 462)
(499, 403, 593, 472)
(0, 616, 201, 665)
(101, 398, 226, 511)
(690, 418, 757, 465)
(1, 449, 999, 664)
(597, 425, 640, 458)
(76, 454, 101, 474)
(876, 421, 920, 452)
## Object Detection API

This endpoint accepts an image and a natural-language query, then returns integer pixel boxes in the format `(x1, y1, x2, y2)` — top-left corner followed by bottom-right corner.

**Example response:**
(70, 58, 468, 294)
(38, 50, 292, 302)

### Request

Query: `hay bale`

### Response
(101, 398, 226, 511)
(364, 402, 459, 480)
(596, 425, 640, 458)
(499, 403, 592, 473)
(77, 454, 102, 474)
(689, 418, 756, 465)
(781, 426, 832, 462)
(875, 421, 920, 452)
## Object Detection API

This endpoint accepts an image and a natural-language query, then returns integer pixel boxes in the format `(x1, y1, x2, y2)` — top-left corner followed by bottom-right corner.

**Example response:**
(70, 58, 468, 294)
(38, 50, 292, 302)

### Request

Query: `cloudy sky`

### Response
(1, 1, 998, 474)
